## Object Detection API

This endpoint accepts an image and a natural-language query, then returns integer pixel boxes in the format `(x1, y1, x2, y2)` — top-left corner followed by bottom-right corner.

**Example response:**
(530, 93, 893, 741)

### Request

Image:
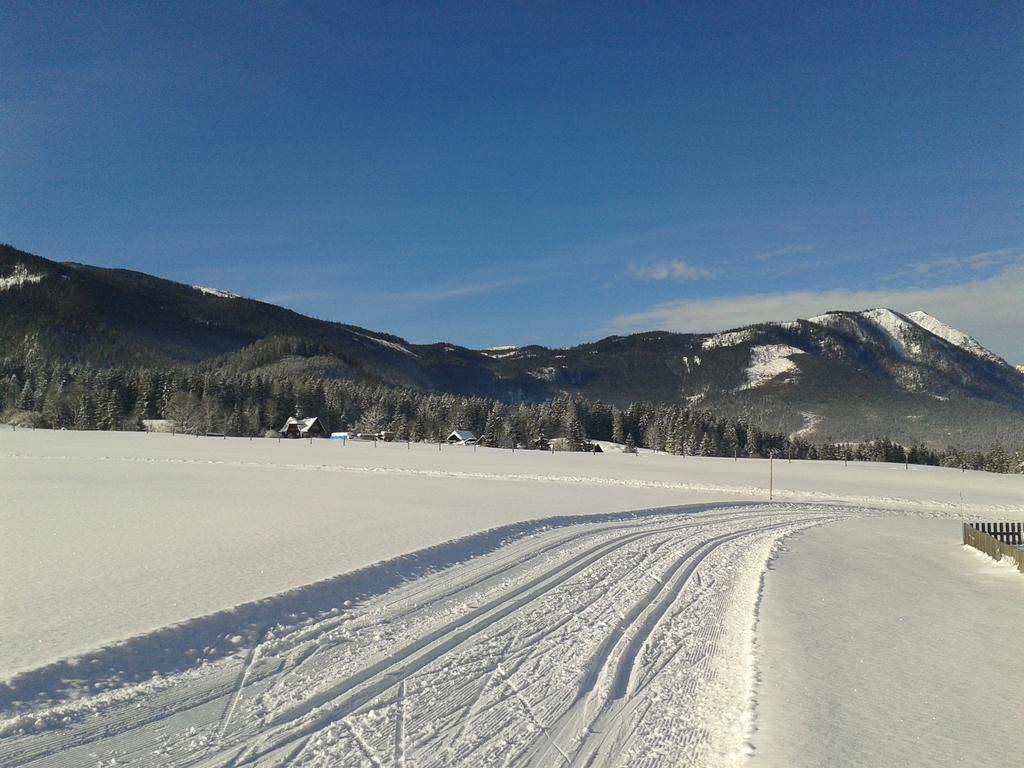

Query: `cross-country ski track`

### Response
(1, 504, 856, 768)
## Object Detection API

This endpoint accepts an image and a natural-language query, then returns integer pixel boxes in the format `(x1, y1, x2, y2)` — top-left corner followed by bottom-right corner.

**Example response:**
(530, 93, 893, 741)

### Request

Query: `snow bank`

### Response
(751, 517, 1024, 767)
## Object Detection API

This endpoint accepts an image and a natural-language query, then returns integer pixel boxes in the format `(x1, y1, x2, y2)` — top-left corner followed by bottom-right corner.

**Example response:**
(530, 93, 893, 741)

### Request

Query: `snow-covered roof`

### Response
(280, 416, 323, 433)
(447, 430, 477, 441)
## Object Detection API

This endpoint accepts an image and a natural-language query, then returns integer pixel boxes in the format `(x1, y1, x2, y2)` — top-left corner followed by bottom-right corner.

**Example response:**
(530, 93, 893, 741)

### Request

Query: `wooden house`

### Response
(279, 416, 327, 438)
(446, 430, 478, 445)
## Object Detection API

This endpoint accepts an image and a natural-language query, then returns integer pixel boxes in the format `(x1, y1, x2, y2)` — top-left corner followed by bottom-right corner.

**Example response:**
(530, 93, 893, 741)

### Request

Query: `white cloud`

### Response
(626, 260, 714, 282)
(750, 244, 816, 261)
(390, 280, 519, 303)
(887, 248, 1024, 281)
(601, 264, 1024, 364)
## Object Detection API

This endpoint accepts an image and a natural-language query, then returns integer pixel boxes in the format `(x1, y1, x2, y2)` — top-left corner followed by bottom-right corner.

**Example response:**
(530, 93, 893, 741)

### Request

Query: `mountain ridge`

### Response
(2, 244, 1022, 448)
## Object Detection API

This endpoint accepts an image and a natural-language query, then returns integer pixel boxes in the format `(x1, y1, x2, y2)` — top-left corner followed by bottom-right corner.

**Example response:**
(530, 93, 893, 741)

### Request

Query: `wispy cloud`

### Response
(885, 248, 1024, 282)
(263, 279, 518, 308)
(626, 260, 714, 282)
(259, 289, 347, 304)
(750, 244, 816, 261)
(389, 279, 521, 303)
(599, 262, 1024, 364)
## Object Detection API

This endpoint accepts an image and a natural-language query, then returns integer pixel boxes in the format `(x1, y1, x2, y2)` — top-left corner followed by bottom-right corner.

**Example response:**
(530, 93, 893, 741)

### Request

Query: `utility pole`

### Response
(769, 450, 775, 501)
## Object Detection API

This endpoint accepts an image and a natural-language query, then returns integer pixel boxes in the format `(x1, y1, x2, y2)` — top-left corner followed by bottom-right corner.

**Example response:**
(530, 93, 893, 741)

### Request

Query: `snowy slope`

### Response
(907, 310, 1006, 365)
(857, 308, 923, 360)
(736, 345, 802, 390)
(191, 285, 240, 299)
(0, 264, 45, 292)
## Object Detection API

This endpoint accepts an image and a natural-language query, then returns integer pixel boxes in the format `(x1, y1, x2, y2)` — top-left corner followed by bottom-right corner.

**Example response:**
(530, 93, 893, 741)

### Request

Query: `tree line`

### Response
(2, 347, 1021, 474)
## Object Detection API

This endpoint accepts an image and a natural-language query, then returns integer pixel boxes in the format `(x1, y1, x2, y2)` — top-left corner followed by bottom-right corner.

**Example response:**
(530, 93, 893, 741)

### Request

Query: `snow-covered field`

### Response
(1, 429, 1022, 766)
(753, 517, 1024, 768)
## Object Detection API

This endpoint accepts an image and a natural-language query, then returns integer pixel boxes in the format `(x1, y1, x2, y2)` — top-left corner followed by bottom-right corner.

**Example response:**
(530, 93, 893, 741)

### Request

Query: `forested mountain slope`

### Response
(3, 244, 1023, 448)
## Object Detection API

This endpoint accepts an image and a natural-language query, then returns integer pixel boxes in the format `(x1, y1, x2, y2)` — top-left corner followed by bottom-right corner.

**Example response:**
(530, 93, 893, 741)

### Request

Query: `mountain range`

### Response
(2, 244, 1023, 449)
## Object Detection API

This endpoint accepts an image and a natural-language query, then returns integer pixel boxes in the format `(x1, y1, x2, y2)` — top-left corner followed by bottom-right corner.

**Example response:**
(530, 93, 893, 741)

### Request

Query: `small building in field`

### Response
(279, 416, 327, 438)
(447, 430, 478, 445)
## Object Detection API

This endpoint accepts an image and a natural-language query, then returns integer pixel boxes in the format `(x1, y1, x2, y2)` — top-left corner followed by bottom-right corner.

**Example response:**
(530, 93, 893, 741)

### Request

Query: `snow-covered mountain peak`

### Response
(906, 310, 1003, 365)
(807, 311, 841, 325)
(857, 308, 922, 360)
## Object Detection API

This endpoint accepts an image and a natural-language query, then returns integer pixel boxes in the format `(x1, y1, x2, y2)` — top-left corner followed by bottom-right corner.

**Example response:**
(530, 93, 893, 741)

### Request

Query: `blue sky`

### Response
(2, 2, 1022, 361)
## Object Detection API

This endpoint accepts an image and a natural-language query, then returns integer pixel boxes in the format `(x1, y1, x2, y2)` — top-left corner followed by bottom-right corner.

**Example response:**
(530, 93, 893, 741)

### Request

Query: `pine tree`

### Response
(563, 402, 585, 451)
(611, 410, 624, 444)
(624, 432, 637, 454)
(483, 404, 505, 447)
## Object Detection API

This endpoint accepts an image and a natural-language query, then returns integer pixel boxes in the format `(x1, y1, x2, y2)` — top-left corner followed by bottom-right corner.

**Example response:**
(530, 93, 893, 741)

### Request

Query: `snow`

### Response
(527, 366, 558, 381)
(702, 329, 753, 350)
(907, 310, 1004, 365)
(789, 410, 821, 439)
(0, 264, 46, 292)
(752, 517, 1024, 767)
(481, 346, 520, 359)
(0, 503, 848, 766)
(859, 308, 923, 360)
(736, 344, 802, 390)
(808, 311, 869, 343)
(1, 430, 1023, 766)
(191, 285, 240, 299)
(350, 330, 418, 357)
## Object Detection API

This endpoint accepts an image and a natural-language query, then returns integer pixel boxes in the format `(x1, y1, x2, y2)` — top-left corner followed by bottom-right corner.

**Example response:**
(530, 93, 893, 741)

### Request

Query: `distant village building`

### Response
(447, 430, 478, 445)
(279, 416, 327, 438)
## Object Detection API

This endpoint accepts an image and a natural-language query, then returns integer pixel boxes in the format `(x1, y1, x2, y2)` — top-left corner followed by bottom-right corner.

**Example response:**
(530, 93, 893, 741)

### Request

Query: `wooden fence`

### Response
(963, 523, 1024, 575)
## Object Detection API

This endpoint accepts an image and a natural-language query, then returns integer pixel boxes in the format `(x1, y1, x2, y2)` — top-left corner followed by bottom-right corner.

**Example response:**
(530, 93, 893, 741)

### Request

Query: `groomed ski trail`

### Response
(0, 504, 855, 768)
